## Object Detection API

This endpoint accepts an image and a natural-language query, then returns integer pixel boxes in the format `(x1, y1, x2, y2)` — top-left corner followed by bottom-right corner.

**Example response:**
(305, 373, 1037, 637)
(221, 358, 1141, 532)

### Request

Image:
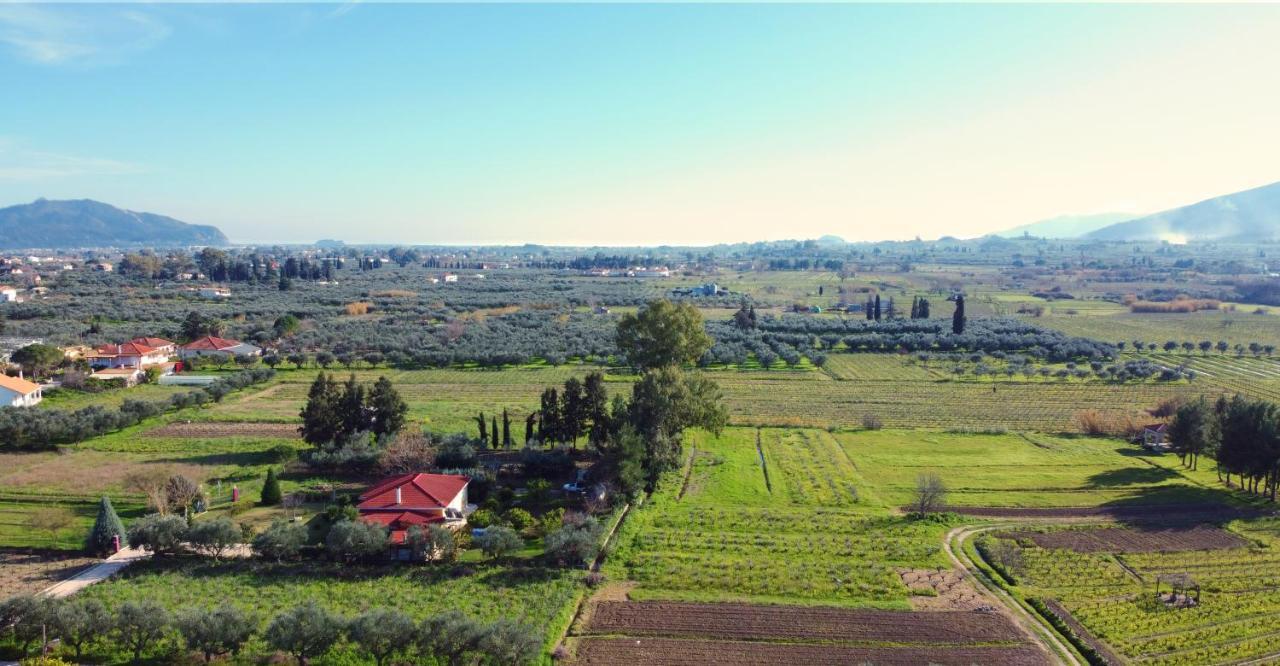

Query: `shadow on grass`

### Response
(152, 450, 280, 467)
(1086, 466, 1179, 486)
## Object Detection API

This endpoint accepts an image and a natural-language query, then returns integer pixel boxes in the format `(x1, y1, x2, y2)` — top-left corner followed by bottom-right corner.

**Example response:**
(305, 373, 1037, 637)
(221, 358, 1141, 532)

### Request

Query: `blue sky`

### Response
(2, 3, 1279, 245)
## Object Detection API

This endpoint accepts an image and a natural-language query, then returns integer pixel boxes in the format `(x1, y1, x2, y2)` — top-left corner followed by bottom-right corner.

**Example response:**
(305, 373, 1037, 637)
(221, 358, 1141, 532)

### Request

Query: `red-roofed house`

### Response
(178, 336, 261, 360)
(357, 473, 470, 558)
(88, 342, 171, 369)
(129, 337, 177, 356)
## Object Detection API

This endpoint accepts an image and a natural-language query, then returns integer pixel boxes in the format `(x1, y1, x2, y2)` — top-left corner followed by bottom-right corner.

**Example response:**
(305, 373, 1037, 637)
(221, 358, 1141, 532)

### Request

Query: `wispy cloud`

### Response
(327, 1, 363, 20)
(0, 139, 145, 182)
(0, 4, 170, 66)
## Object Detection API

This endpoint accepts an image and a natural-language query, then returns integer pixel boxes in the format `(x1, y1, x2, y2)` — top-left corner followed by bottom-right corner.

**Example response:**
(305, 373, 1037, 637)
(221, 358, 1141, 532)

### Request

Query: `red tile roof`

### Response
(130, 337, 175, 348)
(357, 474, 469, 545)
(94, 342, 160, 357)
(358, 473, 469, 510)
(181, 336, 242, 351)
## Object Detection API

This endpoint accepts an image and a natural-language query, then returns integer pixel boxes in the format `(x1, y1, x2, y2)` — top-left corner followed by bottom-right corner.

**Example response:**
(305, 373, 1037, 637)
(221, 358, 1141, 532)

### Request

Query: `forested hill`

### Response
(0, 198, 228, 249)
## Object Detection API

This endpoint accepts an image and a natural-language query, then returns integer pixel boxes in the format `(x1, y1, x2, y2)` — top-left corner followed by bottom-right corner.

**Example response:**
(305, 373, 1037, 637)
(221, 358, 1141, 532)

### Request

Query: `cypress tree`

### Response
(525, 412, 537, 445)
(491, 415, 499, 450)
(502, 409, 512, 449)
(952, 295, 966, 334)
(86, 495, 128, 556)
(261, 468, 283, 506)
(476, 412, 488, 446)
(874, 294, 882, 321)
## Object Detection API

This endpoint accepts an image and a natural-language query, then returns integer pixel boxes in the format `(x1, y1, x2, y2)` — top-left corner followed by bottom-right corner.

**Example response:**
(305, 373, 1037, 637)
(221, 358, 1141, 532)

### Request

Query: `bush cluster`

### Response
(0, 595, 540, 665)
(0, 368, 274, 451)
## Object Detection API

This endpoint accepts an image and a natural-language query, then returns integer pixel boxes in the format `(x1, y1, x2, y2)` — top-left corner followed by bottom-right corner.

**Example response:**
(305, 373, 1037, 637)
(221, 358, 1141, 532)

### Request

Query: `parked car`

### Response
(562, 482, 585, 494)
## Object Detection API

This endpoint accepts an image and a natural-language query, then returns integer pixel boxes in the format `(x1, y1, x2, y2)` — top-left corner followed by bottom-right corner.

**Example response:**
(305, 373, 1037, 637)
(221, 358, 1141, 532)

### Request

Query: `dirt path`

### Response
(40, 547, 150, 598)
(943, 525, 1083, 666)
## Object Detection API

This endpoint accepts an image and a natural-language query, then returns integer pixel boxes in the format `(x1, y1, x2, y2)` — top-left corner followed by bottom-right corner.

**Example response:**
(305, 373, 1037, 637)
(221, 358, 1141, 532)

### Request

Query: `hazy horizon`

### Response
(3, 3, 1280, 245)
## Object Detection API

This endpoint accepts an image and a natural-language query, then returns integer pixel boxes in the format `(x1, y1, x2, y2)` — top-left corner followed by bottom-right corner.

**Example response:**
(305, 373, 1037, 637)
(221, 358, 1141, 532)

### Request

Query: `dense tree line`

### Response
(701, 315, 1117, 368)
(1171, 395, 1280, 500)
(297, 373, 409, 469)
(0, 369, 274, 452)
(0, 595, 539, 665)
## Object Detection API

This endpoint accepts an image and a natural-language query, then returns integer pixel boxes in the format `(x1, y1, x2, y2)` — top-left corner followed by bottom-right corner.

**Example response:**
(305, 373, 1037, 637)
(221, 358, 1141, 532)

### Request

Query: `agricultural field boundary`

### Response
(1039, 598, 1126, 666)
(945, 524, 1084, 666)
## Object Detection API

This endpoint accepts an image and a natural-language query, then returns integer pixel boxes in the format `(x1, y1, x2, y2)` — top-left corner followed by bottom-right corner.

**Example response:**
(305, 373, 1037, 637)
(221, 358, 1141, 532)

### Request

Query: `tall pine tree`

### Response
(367, 376, 408, 437)
(299, 372, 341, 444)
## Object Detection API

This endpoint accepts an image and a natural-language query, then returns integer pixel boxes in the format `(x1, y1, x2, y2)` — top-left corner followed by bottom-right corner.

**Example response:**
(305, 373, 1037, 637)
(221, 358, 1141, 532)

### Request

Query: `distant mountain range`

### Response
(0, 199, 227, 249)
(1085, 180, 1280, 243)
(995, 212, 1137, 239)
(998, 180, 1280, 242)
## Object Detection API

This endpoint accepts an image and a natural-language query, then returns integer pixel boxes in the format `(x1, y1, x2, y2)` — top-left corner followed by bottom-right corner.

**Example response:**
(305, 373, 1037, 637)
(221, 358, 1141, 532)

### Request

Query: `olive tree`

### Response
(347, 608, 416, 666)
(175, 606, 256, 663)
(116, 600, 171, 664)
(417, 611, 484, 666)
(265, 602, 345, 666)
(127, 513, 189, 556)
(324, 520, 389, 563)
(474, 525, 523, 561)
(187, 518, 241, 560)
(54, 597, 113, 661)
(252, 519, 307, 562)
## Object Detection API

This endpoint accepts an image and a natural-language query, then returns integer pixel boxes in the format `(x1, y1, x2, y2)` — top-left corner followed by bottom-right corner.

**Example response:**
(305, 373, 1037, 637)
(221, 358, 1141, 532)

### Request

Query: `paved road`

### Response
(40, 547, 150, 598)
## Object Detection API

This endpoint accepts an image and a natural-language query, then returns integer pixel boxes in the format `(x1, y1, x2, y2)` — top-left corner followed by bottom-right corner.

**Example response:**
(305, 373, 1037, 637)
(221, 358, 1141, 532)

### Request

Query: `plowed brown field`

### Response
(584, 601, 1023, 644)
(946, 504, 1259, 522)
(573, 638, 1050, 665)
(144, 422, 300, 438)
(1006, 525, 1247, 553)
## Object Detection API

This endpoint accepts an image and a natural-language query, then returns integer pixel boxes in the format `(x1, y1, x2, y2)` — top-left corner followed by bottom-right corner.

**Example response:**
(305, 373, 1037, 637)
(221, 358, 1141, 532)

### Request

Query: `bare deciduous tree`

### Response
(912, 473, 947, 516)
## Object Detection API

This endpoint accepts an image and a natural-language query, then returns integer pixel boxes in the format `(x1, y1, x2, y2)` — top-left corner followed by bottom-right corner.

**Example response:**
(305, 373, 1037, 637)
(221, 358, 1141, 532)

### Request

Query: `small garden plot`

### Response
(759, 429, 865, 506)
(571, 638, 1049, 666)
(1005, 525, 1248, 553)
(583, 601, 1027, 644)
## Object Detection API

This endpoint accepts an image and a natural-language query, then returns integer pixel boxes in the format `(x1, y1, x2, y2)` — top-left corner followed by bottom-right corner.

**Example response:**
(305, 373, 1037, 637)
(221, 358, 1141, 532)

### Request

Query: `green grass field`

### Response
(606, 428, 953, 609)
(37, 383, 192, 411)
(836, 430, 1223, 508)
